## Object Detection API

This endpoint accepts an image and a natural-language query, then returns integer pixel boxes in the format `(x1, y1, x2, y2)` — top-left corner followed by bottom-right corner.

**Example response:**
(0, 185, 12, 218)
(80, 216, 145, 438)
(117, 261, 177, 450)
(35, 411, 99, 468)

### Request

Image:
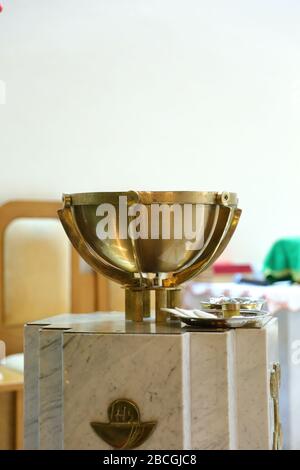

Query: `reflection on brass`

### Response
(270, 362, 283, 450)
(155, 289, 169, 323)
(200, 298, 264, 311)
(125, 289, 150, 322)
(58, 191, 241, 322)
(90, 399, 157, 449)
(142, 290, 151, 318)
(222, 302, 240, 318)
(167, 288, 181, 322)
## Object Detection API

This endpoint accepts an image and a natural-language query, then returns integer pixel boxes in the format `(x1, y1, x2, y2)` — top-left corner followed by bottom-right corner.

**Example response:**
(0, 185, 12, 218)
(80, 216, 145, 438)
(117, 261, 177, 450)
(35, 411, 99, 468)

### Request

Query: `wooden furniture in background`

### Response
(0, 366, 23, 450)
(0, 200, 110, 355)
(0, 199, 110, 450)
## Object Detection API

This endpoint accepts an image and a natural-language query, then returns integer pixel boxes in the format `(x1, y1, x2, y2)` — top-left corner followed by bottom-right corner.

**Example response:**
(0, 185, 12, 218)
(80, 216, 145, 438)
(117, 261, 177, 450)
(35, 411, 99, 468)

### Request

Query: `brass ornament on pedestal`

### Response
(90, 399, 157, 449)
(58, 191, 241, 323)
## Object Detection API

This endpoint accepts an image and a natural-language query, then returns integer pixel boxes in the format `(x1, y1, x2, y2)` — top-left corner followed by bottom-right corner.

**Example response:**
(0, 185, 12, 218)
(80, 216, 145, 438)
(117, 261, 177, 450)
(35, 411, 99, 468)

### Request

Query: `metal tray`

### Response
(199, 297, 265, 311)
(181, 312, 272, 329)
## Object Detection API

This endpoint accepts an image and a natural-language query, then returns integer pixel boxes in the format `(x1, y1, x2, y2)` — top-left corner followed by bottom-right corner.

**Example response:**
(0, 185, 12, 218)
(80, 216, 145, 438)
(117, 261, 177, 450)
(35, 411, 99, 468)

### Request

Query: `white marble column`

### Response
(24, 313, 280, 450)
(275, 309, 300, 449)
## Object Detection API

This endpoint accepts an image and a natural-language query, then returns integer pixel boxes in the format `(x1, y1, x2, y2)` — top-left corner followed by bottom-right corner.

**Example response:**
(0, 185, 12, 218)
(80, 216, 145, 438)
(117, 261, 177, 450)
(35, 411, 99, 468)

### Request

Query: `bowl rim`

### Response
(64, 191, 239, 206)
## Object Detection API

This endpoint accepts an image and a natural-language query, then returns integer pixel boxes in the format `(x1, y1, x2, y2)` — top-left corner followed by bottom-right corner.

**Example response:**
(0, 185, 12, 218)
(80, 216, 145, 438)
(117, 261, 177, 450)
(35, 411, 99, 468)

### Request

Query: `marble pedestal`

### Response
(275, 309, 300, 449)
(24, 313, 279, 450)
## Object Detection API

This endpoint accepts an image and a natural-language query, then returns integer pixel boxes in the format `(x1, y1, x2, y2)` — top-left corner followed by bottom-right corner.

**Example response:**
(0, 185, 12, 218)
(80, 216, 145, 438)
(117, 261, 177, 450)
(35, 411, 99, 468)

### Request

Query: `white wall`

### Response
(1, 0, 300, 265)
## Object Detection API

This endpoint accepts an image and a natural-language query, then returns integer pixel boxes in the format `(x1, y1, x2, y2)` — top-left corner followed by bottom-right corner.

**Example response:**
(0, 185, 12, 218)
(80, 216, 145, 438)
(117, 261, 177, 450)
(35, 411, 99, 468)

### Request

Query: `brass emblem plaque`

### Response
(90, 399, 157, 449)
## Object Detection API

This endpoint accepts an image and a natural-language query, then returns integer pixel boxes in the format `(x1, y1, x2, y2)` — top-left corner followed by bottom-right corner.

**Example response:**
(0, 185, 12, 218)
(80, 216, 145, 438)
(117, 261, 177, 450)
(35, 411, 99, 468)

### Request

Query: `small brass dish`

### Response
(199, 297, 265, 312)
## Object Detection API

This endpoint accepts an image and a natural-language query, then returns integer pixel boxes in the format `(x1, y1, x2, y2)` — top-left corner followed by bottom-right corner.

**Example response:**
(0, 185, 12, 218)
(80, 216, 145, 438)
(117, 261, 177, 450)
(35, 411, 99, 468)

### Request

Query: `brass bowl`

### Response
(70, 193, 216, 274)
(58, 191, 241, 321)
(59, 191, 240, 286)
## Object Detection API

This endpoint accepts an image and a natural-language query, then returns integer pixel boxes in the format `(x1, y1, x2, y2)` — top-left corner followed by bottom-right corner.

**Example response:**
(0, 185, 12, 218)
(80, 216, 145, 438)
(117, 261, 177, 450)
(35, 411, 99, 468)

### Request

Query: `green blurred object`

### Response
(263, 238, 300, 283)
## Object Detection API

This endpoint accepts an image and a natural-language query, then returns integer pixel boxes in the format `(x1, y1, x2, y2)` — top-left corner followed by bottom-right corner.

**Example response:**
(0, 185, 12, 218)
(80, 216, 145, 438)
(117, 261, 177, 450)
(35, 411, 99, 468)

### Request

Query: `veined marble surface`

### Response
(39, 330, 64, 450)
(275, 310, 300, 449)
(190, 331, 237, 449)
(63, 332, 190, 449)
(235, 319, 278, 449)
(24, 313, 279, 450)
(24, 324, 41, 450)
